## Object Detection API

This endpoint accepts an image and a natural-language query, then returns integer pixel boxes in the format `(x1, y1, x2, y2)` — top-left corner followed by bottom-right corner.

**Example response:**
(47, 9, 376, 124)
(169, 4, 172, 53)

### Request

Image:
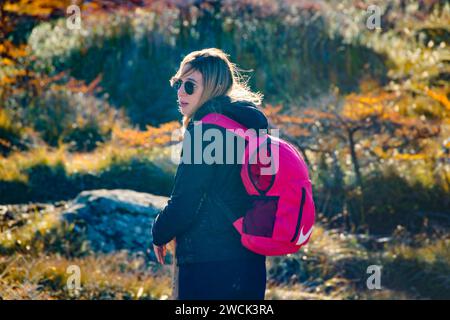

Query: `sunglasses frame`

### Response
(173, 79, 196, 95)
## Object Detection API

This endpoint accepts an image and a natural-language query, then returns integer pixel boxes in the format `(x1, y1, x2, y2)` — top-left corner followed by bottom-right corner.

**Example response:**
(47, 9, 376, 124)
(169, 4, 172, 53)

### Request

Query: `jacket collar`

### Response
(191, 95, 232, 122)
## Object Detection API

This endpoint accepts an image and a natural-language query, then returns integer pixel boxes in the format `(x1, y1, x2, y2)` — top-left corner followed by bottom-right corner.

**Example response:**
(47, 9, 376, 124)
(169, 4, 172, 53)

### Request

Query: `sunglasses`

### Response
(172, 79, 196, 95)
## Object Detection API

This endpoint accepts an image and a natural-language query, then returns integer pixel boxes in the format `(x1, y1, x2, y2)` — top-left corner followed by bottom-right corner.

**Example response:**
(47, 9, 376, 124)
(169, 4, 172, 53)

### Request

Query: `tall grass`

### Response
(0, 252, 172, 299)
(0, 142, 176, 204)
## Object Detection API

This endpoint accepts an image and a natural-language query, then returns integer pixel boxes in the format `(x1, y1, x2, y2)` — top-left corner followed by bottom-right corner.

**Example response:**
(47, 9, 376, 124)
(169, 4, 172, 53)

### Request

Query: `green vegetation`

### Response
(0, 0, 448, 299)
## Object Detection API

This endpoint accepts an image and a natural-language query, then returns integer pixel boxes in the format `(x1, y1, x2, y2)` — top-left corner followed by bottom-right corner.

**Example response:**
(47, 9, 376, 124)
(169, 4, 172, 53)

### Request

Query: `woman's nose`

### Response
(177, 84, 186, 96)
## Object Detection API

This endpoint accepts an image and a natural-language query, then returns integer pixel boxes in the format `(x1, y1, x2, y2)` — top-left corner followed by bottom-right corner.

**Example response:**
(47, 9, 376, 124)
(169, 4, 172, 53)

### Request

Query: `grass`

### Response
(0, 204, 172, 300)
(266, 225, 450, 300)
(0, 142, 177, 204)
(0, 204, 449, 300)
(0, 252, 172, 300)
(380, 238, 450, 299)
(0, 142, 175, 181)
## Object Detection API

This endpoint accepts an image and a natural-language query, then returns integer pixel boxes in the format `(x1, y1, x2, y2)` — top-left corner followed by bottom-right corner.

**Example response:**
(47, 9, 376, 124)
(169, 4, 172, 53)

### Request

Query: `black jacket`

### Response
(151, 95, 268, 265)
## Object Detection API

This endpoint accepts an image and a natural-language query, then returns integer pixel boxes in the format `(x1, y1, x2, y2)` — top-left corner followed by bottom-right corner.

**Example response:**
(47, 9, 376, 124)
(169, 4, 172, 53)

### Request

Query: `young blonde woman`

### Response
(151, 48, 268, 300)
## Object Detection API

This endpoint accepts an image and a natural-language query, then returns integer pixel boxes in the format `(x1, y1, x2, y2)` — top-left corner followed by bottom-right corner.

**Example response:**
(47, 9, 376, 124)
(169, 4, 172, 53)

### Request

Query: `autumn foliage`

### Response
(1, 0, 449, 231)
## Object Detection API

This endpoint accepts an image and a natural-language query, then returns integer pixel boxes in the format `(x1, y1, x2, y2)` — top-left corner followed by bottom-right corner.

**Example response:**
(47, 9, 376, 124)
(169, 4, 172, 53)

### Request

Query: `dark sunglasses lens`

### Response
(173, 79, 182, 91)
(185, 81, 195, 95)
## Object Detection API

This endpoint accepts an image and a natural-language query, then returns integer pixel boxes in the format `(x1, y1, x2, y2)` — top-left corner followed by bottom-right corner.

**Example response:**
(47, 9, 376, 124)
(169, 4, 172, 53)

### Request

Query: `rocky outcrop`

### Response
(62, 189, 168, 254)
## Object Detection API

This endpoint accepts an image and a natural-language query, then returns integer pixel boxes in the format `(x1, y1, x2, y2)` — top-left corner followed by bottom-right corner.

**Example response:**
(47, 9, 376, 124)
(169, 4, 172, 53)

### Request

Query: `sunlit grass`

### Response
(1, 209, 448, 299)
(0, 141, 174, 180)
(267, 223, 450, 299)
(386, 238, 450, 264)
(0, 207, 59, 251)
(0, 140, 177, 203)
(0, 252, 172, 300)
(0, 205, 172, 300)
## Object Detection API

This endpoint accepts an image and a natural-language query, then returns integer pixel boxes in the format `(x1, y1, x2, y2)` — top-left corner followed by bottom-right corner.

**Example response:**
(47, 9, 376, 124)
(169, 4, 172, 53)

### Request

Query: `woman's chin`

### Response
(179, 106, 194, 117)
(179, 107, 190, 117)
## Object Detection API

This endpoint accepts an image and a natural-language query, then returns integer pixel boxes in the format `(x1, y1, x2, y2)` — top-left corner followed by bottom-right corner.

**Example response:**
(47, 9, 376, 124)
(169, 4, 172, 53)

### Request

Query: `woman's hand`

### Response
(153, 244, 167, 264)
(167, 238, 176, 255)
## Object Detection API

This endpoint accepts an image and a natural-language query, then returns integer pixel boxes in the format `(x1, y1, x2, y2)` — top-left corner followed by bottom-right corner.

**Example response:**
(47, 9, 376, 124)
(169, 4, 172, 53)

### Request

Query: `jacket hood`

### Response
(192, 95, 268, 130)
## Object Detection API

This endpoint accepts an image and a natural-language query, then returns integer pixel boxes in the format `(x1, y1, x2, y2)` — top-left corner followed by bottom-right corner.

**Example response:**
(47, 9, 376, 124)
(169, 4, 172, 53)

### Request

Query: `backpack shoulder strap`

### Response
(200, 113, 256, 141)
(199, 113, 248, 224)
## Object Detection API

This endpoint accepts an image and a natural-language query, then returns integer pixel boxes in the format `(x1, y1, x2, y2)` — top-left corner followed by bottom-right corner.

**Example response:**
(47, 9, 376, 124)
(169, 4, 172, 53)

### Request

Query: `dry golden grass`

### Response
(0, 252, 172, 300)
(1, 192, 448, 300)
(0, 203, 174, 300)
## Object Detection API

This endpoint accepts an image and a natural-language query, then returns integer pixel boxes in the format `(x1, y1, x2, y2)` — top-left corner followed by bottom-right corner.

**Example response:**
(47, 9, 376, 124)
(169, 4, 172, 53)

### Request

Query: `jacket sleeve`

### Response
(151, 124, 216, 246)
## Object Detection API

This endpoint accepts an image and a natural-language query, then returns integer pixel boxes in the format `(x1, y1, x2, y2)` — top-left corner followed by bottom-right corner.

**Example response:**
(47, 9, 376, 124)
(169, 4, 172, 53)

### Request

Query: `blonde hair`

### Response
(170, 48, 263, 129)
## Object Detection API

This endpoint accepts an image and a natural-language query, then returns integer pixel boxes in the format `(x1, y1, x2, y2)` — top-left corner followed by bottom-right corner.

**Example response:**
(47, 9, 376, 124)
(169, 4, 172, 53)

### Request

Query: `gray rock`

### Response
(62, 189, 168, 254)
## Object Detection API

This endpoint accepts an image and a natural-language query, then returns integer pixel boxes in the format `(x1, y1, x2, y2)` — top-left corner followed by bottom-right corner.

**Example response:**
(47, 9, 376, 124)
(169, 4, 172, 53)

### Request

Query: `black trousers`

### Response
(177, 257, 267, 300)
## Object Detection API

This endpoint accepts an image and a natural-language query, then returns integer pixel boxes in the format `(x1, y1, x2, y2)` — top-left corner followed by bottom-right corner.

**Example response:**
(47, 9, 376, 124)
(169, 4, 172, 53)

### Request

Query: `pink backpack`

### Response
(201, 113, 315, 256)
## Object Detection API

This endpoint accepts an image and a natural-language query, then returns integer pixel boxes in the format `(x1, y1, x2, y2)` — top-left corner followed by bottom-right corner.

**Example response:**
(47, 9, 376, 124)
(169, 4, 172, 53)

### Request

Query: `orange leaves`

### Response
(0, 41, 28, 59)
(262, 87, 444, 168)
(0, 138, 12, 149)
(23, 72, 104, 98)
(343, 92, 395, 121)
(0, 40, 31, 92)
(393, 153, 427, 161)
(0, 41, 29, 79)
(3, 0, 70, 18)
(278, 114, 314, 125)
(303, 109, 335, 120)
(262, 104, 283, 117)
(263, 103, 314, 127)
(0, 69, 27, 87)
(372, 146, 387, 159)
(423, 87, 450, 112)
(65, 74, 103, 94)
(1, 58, 15, 66)
(113, 121, 181, 148)
(284, 126, 311, 137)
(262, 103, 318, 140)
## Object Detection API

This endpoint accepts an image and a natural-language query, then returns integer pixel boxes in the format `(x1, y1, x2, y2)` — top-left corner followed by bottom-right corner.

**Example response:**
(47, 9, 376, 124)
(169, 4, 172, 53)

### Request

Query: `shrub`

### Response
(0, 144, 175, 204)
(28, 3, 387, 127)
(25, 88, 123, 151)
(347, 167, 449, 235)
(0, 108, 25, 156)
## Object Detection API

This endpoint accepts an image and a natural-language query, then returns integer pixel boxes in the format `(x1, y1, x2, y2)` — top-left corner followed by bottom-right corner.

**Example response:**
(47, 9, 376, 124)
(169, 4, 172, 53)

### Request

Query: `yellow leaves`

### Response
(342, 101, 382, 120)
(0, 41, 30, 87)
(9, 69, 26, 77)
(0, 41, 28, 60)
(1, 68, 28, 87)
(343, 92, 395, 120)
(0, 76, 16, 84)
(393, 153, 427, 161)
(113, 121, 181, 148)
(1, 58, 15, 66)
(0, 108, 13, 129)
(346, 93, 384, 106)
(3, 0, 70, 18)
(372, 146, 387, 159)
(423, 87, 450, 112)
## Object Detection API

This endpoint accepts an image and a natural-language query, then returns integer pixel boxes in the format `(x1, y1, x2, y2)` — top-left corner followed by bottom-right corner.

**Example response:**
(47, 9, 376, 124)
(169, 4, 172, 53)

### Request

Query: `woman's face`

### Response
(177, 67, 204, 117)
